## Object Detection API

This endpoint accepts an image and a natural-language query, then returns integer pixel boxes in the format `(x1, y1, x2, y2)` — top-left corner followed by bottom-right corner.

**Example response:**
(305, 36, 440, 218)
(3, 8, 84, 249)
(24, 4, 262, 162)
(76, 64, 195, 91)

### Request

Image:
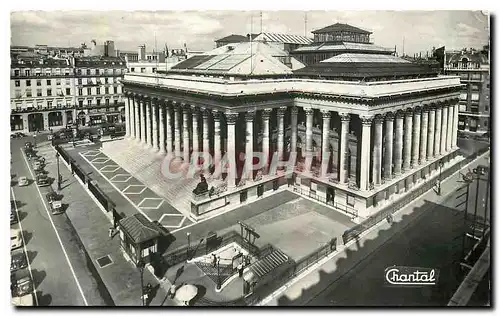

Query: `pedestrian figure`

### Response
(212, 253, 217, 267)
(238, 263, 243, 278)
(108, 227, 114, 239)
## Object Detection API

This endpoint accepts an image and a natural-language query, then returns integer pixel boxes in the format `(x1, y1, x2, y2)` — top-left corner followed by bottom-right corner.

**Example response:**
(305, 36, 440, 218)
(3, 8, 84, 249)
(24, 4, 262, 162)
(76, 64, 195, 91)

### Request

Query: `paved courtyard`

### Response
(79, 149, 194, 231)
(218, 196, 355, 261)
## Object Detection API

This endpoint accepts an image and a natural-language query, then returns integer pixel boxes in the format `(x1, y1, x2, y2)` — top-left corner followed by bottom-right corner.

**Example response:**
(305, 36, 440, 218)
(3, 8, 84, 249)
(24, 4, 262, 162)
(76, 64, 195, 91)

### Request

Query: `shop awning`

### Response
(243, 248, 289, 283)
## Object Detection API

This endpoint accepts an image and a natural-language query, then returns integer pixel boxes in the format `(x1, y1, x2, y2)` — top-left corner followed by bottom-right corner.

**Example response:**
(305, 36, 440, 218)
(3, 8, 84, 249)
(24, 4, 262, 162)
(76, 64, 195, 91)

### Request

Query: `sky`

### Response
(10, 10, 489, 57)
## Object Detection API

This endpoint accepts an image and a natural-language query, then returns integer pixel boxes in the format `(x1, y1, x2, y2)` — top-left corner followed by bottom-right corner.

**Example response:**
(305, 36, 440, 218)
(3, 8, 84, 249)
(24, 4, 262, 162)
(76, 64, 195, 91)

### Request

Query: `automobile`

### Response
(24, 142, 32, 149)
(10, 134, 18, 139)
(10, 250, 28, 272)
(35, 156, 45, 164)
(36, 174, 50, 187)
(11, 293, 34, 306)
(11, 269, 33, 298)
(46, 191, 62, 204)
(18, 176, 29, 187)
(10, 210, 18, 225)
(15, 132, 27, 138)
(50, 199, 64, 215)
(33, 161, 44, 172)
(10, 228, 23, 250)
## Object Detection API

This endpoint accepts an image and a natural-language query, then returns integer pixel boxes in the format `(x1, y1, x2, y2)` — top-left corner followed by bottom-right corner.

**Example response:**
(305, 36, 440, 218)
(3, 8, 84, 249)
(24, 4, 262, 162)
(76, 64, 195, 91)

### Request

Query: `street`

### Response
(305, 154, 490, 306)
(10, 135, 107, 306)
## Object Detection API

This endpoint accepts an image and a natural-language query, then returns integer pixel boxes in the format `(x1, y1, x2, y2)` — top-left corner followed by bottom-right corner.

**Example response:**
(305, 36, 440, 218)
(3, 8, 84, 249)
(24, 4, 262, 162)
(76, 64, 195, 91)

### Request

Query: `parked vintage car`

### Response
(10, 228, 23, 250)
(18, 176, 29, 187)
(46, 192, 64, 215)
(10, 250, 28, 272)
(11, 269, 33, 305)
(36, 174, 50, 187)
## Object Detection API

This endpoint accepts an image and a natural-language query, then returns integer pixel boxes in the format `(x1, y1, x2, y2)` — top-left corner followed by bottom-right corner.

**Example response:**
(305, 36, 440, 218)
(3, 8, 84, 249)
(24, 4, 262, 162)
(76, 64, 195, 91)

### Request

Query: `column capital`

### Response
(385, 112, 395, 120)
(225, 112, 239, 124)
(413, 106, 422, 114)
(190, 105, 199, 114)
(262, 108, 272, 119)
(180, 102, 190, 110)
(277, 106, 287, 116)
(245, 111, 255, 122)
(321, 110, 331, 119)
(202, 108, 210, 118)
(374, 114, 384, 124)
(359, 115, 374, 125)
(291, 106, 299, 115)
(422, 106, 430, 113)
(395, 110, 405, 119)
(304, 108, 314, 116)
(339, 112, 351, 122)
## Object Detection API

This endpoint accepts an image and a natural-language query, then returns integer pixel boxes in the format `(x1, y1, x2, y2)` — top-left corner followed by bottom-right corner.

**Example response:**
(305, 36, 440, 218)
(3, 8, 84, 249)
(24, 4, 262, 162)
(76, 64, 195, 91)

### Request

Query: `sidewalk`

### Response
(261, 151, 490, 306)
(37, 142, 177, 306)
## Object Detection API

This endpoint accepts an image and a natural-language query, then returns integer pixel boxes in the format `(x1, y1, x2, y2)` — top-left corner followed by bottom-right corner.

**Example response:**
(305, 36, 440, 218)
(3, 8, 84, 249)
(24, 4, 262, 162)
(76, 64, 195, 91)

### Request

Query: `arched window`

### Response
(461, 57, 469, 69)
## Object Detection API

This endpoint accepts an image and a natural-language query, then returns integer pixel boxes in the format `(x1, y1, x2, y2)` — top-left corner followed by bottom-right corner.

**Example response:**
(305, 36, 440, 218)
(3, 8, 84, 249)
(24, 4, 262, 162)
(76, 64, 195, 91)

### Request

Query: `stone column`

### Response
(434, 105, 442, 156)
(191, 106, 199, 155)
(140, 98, 147, 145)
(305, 108, 314, 153)
(393, 111, 404, 175)
(173, 102, 181, 158)
(403, 109, 413, 172)
(277, 107, 286, 162)
(427, 106, 436, 159)
(447, 103, 454, 151)
(43, 112, 49, 131)
(225, 112, 238, 188)
(165, 102, 173, 154)
(144, 99, 151, 147)
(383, 112, 394, 180)
(339, 113, 350, 184)
(452, 102, 459, 149)
(158, 102, 166, 155)
(213, 111, 221, 169)
(412, 108, 421, 167)
(359, 115, 373, 191)
(245, 112, 255, 179)
(151, 100, 159, 152)
(321, 110, 331, 175)
(291, 107, 298, 155)
(124, 95, 130, 138)
(262, 109, 272, 170)
(62, 111, 68, 128)
(182, 104, 190, 162)
(441, 105, 448, 154)
(372, 115, 383, 186)
(420, 108, 428, 163)
(202, 109, 210, 157)
(134, 96, 140, 142)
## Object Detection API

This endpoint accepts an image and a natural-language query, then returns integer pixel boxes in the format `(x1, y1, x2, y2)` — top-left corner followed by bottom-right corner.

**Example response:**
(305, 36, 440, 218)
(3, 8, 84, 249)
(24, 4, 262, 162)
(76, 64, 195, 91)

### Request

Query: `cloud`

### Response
(456, 22, 480, 37)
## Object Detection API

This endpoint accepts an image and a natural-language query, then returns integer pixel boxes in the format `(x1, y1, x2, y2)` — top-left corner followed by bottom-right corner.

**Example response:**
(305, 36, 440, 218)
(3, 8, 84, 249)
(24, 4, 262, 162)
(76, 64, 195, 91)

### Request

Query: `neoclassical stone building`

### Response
(120, 39, 462, 219)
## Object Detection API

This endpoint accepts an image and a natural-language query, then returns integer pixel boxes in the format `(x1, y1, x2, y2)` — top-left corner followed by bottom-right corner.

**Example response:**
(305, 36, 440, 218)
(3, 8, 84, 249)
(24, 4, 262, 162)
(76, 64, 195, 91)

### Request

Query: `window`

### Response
(77, 69, 81, 75)
(130, 67, 135, 72)
(141, 68, 146, 73)
(87, 88, 91, 95)
(88, 100, 92, 106)
(15, 90, 21, 98)
(15, 80, 20, 87)
(36, 101, 43, 109)
(105, 78, 108, 84)
(47, 89, 52, 96)
(65, 69, 70, 76)
(47, 101, 53, 108)
(25, 69, 30, 76)
(153, 68, 157, 73)
(78, 78, 82, 85)
(347, 194, 355, 207)
(65, 79, 70, 85)
(114, 99, 118, 105)
(37, 89, 42, 97)
(97, 88, 100, 94)
(485, 106, 489, 112)
(105, 99, 109, 106)
(96, 99, 101, 106)
(26, 89, 32, 97)
(87, 69, 91, 75)
(114, 86, 118, 94)
(26, 80, 31, 87)
(66, 88, 71, 95)
(37, 80, 41, 86)
(78, 88, 83, 96)
(14, 70, 19, 76)
(57, 88, 63, 96)
(79, 100, 83, 107)
(47, 79, 51, 85)
(56, 79, 61, 85)
(105, 87, 109, 94)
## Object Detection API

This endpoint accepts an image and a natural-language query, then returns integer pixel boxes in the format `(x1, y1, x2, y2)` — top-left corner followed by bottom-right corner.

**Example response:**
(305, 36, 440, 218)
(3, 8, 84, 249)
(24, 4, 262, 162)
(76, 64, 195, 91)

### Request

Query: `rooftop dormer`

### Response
(311, 23, 372, 44)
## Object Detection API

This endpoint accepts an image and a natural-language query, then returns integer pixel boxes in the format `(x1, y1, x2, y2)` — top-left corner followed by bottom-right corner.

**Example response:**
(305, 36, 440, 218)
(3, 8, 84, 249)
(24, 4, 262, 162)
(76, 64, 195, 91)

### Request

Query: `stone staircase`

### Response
(101, 138, 198, 216)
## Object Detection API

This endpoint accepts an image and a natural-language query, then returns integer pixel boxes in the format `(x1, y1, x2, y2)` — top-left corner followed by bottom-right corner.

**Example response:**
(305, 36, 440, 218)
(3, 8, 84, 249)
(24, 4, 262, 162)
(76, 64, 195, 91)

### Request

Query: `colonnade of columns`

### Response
(124, 93, 459, 192)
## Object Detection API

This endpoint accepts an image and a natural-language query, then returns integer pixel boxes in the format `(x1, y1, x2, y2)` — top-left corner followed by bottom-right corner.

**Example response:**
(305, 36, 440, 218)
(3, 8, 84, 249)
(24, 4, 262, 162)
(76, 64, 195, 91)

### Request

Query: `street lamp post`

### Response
(186, 232, 191, 261)
(216, 255, 221, 290)
(437, 159, 444, 195)
(138, 259, 145, 306)
(55, 152, 62, 191)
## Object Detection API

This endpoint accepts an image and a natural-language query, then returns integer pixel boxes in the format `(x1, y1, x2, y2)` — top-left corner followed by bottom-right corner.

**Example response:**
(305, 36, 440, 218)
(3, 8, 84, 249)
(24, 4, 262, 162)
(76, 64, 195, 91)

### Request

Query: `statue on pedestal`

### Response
(192, 174, 209, 195)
